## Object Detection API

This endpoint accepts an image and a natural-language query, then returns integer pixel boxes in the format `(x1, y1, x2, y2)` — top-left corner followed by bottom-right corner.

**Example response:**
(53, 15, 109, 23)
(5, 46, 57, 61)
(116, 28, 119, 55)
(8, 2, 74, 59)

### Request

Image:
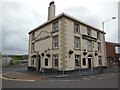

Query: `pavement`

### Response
(2, 71, 48, 81)
(1, 66, 119, 81)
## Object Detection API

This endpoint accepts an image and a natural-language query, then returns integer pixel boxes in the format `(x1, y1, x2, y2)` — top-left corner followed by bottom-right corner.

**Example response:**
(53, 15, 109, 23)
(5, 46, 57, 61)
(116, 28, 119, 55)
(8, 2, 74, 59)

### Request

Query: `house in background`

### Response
(28, 1, 107, 72)
(2, 55, 11, 66)
(106, 42, 120, 66)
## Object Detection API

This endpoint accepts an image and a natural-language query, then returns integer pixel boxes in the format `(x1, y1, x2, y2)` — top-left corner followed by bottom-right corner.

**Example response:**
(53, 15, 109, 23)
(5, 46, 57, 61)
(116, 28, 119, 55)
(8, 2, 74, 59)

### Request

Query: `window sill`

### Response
(87, 50, 93, 52)
(52, 47, 59, 50)
(74, 48, 81, 50)
(74, 32, 80, 34)
(52, 31, 59, 33)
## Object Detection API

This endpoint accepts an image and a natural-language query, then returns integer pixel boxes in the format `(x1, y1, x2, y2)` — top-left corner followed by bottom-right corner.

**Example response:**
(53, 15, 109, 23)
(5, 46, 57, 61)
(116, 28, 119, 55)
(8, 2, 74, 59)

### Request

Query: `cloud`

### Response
(2, 2, 43, 55)
(1, 0, 118, 55)
(63, 6, 101, 29)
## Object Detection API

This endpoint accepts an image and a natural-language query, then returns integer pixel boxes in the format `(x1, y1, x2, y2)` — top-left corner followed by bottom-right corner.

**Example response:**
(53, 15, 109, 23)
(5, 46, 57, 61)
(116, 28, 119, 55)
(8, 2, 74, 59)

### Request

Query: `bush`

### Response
(9, 60, 21, 65)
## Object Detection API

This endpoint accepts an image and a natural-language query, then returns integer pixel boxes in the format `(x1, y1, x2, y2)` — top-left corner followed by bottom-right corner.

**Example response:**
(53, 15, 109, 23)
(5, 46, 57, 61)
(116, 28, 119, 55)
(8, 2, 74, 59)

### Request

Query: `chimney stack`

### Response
(48, 1, 55, 21)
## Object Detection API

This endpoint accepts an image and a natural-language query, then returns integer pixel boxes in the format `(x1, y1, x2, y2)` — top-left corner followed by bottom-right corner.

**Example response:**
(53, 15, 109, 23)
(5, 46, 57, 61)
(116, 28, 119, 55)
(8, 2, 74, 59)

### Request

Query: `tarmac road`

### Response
(2, 72, 119, 88)
(1, 66, 119, 88)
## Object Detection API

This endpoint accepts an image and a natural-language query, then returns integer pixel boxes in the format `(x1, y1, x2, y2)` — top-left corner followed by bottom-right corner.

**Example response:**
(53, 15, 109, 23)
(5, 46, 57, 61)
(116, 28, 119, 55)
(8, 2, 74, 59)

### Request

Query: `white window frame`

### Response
(87, 28, 91, 36)
(53, 54, 59, 67)
(31, 43, 35, 52)
(53, 35, 59, 48)
(97, 32, 100, 40)
(87, 40, 92, 51)
(98, 56, 102, 65)
(45, 58, 48, 66)
(74, 36, 80, 49)
(82, 58, 86, 66)
(74, 23, 79, 33)
(98, 42, 101, 52)
(53, 21, 59, 33)
(31, 32, 35, 40)
(75, 55, 81, 67)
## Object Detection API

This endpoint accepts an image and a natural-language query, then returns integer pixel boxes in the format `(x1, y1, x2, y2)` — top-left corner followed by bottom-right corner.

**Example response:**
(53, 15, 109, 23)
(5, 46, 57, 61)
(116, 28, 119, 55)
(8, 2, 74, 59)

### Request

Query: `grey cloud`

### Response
(63, 6, 118, 42)
(2, 2, 43, 55)
(1, 1, 118, 55)
(63, 6, 102, 29)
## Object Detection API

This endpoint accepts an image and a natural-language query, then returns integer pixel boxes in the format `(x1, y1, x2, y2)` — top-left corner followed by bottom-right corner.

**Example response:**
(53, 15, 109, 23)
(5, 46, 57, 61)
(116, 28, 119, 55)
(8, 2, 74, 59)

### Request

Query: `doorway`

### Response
(38, 59, 41, 70)
(88, 58, 91, 68)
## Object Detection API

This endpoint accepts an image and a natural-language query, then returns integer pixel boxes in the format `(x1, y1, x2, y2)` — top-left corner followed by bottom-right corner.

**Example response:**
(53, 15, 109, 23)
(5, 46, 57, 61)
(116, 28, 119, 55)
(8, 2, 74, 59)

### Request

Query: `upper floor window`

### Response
(31, 43, 35, 52)
(53, 35, 59, 48)
(98, 42, 101, 52)
(75, 55, 81, 67)
(87, 28, 91, 36)
(74, 36, 80, 49)
(87, 40, 92, 51)
(74, 23, 79, 33)
(53, 54, 59, 67)
(53, 21, 59, 33)
(32, 32, 35, 40)
(115, 46, 120, 54)
(97, 32, 100, 40)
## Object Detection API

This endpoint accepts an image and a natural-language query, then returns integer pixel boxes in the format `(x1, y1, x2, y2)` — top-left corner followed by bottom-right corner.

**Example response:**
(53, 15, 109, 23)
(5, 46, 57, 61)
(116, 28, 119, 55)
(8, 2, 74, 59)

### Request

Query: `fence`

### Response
(35, 67, 105, 77)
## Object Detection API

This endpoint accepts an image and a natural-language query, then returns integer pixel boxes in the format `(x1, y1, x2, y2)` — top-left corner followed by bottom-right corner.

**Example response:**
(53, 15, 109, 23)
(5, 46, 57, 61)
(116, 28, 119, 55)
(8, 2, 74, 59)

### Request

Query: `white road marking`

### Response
(49, 79, 80, 82)
(1, 74, 35, 82)
(83, 78, 91, 80)
(83, 73, 119, 80)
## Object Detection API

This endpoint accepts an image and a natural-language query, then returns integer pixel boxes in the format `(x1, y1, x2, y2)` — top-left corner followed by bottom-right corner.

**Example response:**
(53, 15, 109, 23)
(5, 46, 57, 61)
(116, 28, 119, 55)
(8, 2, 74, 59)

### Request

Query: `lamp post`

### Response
(102, 17, 116, 31)
(102, 17, 116, 68)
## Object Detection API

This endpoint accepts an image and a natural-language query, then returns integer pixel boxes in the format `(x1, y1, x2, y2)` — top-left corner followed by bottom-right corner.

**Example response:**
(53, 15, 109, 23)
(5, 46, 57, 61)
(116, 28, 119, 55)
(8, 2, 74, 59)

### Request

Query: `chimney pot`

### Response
(48, 1, 55, 21)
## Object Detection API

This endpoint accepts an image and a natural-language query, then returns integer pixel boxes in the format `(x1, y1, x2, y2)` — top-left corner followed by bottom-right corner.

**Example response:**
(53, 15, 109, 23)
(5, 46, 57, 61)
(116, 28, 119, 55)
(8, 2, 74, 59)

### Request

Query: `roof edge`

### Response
(28, 12, 105, 34)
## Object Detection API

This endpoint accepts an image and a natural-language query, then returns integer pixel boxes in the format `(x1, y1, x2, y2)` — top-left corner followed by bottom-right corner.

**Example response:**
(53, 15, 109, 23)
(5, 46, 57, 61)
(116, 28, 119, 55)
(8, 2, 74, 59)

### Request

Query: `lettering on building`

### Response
(35, 35, 50, 42)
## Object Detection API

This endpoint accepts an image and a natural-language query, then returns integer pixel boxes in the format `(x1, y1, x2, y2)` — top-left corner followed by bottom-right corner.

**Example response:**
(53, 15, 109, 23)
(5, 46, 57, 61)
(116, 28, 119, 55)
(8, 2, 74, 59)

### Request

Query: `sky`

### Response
(0, 0, 119, 55)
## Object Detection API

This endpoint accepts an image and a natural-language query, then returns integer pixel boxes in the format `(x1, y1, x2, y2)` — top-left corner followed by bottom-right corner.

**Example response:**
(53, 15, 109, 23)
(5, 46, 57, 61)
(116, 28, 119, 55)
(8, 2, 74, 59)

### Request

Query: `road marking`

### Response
(49, 79, 80, 82)
(97, 75, 118, 80)
(83, 78, 91, 80)
(1, 74, 35, 82)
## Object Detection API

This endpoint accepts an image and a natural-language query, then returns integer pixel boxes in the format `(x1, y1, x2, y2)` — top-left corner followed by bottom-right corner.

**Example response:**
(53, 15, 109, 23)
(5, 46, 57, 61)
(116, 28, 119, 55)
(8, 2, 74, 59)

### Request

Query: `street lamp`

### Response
(102, 17, 116, 31)
(102, 17, 116, 68)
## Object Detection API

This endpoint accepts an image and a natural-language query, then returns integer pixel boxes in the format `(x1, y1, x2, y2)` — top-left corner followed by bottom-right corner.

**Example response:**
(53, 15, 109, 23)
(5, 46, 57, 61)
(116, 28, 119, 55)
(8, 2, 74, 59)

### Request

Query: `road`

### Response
(1, 66, 119, 88)
(2, 73, 119, 88)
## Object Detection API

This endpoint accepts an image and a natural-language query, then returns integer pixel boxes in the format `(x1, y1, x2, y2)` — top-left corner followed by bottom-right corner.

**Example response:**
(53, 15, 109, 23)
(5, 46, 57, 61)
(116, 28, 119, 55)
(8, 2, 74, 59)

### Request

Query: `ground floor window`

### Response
(75, 55, 80, 67)
(45, 58, 48, 66)
(32, 58, 35, 66)
(53, 54, 59, 67)
(82, 58, 86, 65)
(98, 56, 102, 65)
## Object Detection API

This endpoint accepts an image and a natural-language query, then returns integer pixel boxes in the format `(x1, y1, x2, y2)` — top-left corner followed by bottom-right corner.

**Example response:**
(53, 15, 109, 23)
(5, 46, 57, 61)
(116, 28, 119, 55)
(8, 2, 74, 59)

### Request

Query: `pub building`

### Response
(28, 1, 107, 72)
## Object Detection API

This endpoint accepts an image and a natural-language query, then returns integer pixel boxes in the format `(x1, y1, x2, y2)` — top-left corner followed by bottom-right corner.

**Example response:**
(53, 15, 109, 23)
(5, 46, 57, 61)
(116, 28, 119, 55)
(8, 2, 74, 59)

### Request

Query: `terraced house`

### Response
(28, 1, 107, 72)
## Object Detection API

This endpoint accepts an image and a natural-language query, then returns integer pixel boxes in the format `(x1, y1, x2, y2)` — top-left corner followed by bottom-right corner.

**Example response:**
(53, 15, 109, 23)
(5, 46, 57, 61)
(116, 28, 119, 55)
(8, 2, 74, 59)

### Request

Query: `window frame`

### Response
(74, 36, 80, 49)
(75, 55, 81, 67)
(98, 42, 101, 53)
(98, 56, 102, 65)
(97, 32, 100, 40)
(53, 54, 59, 67)
(31, 43, 35, 52)
(53, 35, 59, 48)
(74, 23, 80, 33)
(45, 58, 48, 66)
(31, 32, 35, 40)
(87, 28, 91, 36)
(82, 58, 86, 66)
(53, 20, 59, 33)
(87, 40, 92, 51)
